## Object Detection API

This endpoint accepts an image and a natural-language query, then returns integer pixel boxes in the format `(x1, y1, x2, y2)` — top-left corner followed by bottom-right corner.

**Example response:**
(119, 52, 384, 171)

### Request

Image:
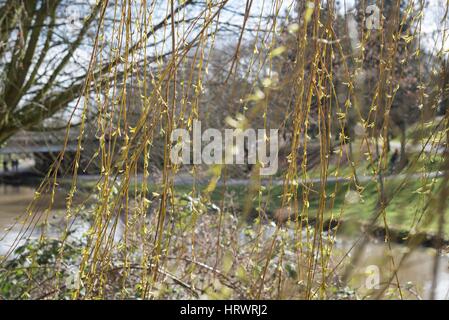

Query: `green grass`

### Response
(203, 176, 449, 236)
(73, 158, 449, 238)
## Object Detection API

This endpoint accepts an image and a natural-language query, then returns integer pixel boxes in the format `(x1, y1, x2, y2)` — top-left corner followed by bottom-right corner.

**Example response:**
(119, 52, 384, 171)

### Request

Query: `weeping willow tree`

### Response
(1, 0, 449, 300)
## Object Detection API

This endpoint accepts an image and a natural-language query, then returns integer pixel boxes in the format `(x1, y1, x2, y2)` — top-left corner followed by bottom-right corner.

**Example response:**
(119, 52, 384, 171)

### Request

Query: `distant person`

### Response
(12, 158, 19, 171)
(389, 149, 399, 174)
(3, 159, 9, 172)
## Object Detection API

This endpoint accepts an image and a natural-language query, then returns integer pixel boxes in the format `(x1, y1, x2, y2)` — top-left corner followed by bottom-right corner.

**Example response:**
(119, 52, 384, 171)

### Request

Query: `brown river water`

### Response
(1, 184, 449, 299)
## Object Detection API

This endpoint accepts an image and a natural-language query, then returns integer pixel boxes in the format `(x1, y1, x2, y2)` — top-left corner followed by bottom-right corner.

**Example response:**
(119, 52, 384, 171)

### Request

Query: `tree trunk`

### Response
(0, 129, 16, 146)
(398, 125, 407, 171)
